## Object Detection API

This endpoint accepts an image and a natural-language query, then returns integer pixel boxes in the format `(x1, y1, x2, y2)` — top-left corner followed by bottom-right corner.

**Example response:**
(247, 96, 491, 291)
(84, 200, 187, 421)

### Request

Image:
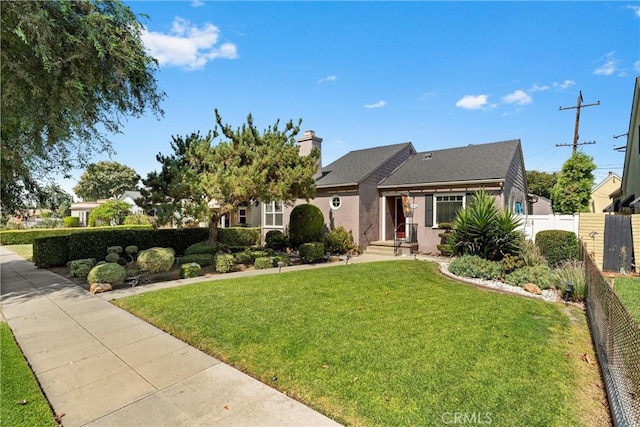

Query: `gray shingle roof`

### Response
(378, 140, 521, 188)
(316, 142, 413, 187)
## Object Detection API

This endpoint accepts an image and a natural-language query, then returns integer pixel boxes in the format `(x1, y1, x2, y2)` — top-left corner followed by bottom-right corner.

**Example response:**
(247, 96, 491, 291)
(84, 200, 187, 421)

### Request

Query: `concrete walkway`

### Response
(0, 246, 354, 427)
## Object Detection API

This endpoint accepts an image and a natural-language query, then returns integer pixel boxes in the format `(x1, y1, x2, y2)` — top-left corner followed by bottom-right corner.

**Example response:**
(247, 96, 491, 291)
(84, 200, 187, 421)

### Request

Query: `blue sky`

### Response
(62, 1, 640, 198)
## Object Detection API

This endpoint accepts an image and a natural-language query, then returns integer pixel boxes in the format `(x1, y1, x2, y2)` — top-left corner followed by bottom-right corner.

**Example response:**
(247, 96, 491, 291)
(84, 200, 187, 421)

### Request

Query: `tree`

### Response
(37, 184, 73, 217)
(88, 200, 131, 227)
(526, 170, 557, 200)
(1, 0, 164, 215)
(139, 133, 209, 228)
(189, 110, 320, 243)
(73, 161, 140, 201)
(551, 152, 596, 214)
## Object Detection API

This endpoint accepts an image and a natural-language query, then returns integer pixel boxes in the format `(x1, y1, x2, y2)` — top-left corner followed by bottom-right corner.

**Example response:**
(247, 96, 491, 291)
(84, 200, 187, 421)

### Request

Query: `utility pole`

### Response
(557, 90, 600, 152)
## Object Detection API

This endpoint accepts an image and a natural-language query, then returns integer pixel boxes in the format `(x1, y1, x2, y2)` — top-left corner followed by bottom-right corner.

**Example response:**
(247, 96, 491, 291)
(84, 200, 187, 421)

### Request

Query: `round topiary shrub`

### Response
(215, 254, 235, 273)
(448, 255, 503, 280)
(535, 230, 579, 268)
(105, 253, 120, 263)
(179, 254, 214, 267)
(87, 263, 127, 286)
(69, 258, 96, 277)
(254, 257, 273, 269)
(299, 242, 326, 264)
(75, 265, 92, 279)
(265, 230, 290, 251)
(137, 247, 175, 274)
(505, 265, 558, 290)
(180, 263, 201, 279)
(324, 226, 357, 254)
(125, 246, 139, 256)
(107, 246, 123, 255)
(288, 204, 324, 248)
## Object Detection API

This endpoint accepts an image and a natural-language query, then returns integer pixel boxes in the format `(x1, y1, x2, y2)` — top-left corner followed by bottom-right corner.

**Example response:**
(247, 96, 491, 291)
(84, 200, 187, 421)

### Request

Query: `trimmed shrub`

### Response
(254, 257, 273, 269)
(105, 253, 120, 263)
(324, 226, 358, 254)
(555, 261, 587, 301)
(265, 230, 290, 251)
(180, 263, 201, 279)
(126, 268, 141, 277)
(75, 265, 92, 279)
(505, 265, 558, 290)
(217, 227, 262, 246)
(125, 245, 139, 255)
(107, 246, 123, 255)
(299, 242, 325, 264)
(535, 230, 579, 268)
(69, 258, 96, 277)
(123, 213, 153, 225)
(179, 254, 214, 267)
(63, 216, 80, 227)
(137, 247, 175, 274)
(234, 250, 255, 265)
(273, 255, 291, 267)
(87, 263, 127, 285)
(116, 257, 127, 266)
(184, 241, 228, 256)
(215, 254, 235, 273)
(289, 204, 324, 248)
(448, 255, 503, 280)
(33, 236, 69, 268)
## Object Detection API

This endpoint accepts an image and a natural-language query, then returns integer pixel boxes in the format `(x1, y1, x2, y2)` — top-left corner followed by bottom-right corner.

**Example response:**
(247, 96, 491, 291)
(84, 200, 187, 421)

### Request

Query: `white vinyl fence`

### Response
(516, 214, 580, 241)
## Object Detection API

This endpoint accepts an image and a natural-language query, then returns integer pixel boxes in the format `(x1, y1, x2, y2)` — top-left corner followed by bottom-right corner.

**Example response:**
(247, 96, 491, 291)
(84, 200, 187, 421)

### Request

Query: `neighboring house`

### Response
(528, 195, 553, 215)
(610, 76, 640, 213)
(264, 132, 529, 255)
(590, 172, 621, 213)
(69, 191, 144, 226)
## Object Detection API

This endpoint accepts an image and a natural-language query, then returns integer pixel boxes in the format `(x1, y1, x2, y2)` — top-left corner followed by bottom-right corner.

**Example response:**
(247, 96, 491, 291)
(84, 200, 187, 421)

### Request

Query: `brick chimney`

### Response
(297, 130, 322, 180)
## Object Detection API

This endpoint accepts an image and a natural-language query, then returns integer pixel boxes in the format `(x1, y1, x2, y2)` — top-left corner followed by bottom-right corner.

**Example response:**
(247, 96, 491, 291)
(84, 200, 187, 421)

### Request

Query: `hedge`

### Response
(32, 227, 261, 268)
(535, 230, 579, 268)
(217, 227, 262, 246)
(0, 225, 152, 245)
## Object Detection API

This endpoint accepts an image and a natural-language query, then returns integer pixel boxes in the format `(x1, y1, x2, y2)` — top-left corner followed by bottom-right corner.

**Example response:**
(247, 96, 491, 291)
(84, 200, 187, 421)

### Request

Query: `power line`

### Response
(557, 90, 600, 152)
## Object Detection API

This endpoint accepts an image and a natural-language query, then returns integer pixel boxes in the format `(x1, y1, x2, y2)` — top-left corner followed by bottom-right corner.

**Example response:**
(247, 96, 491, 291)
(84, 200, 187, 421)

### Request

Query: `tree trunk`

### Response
(208, 211, 220, 245)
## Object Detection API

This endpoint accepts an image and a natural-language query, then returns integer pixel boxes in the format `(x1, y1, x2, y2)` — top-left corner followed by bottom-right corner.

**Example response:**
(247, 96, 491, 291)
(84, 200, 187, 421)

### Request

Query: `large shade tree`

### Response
(73, 161, 140, 201)
(551, 152, 596, 214)
(526, 170, 557, 200)
(1, 0, 164, 215)
(141, 110, 320, 242)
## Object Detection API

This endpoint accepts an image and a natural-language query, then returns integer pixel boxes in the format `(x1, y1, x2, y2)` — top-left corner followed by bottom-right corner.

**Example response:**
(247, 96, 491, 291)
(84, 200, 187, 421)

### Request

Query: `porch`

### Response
(363, 240, 419, 256)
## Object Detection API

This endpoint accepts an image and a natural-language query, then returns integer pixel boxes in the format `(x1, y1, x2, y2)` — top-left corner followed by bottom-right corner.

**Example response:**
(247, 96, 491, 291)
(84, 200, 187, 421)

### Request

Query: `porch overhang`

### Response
(377, 178, 505, 190)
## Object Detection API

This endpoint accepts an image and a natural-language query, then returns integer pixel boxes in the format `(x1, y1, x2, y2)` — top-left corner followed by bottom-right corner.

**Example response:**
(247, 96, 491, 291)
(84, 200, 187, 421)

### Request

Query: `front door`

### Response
(394, 197, 406, 238)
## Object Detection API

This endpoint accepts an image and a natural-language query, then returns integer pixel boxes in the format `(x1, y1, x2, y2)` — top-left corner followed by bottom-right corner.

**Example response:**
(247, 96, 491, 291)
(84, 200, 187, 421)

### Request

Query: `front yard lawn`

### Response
(4, 244, 33, 261)
(114, 260, 608, 426)
(0, 322, 57, 426)
(616, 276, 640, 323)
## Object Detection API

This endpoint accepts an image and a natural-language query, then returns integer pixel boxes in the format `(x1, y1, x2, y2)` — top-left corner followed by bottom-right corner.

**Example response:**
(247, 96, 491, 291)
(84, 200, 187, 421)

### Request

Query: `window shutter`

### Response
(425, 194, 433, 227)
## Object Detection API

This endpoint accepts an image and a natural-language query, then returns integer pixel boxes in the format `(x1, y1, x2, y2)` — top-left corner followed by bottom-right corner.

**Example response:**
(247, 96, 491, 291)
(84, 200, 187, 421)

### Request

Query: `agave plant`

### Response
(448, 189, 523, 261)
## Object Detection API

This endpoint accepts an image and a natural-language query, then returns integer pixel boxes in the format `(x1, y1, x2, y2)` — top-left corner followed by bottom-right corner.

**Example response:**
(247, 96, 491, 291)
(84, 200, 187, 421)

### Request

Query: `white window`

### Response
(330, 195, 342, 210)
(238, 208, 247, 225)
(264, 201, 284, 227)
(435, 194, 464, 226)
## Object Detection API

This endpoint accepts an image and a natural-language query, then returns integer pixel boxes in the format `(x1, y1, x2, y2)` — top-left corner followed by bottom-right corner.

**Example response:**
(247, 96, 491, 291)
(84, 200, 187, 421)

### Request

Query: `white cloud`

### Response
(528, 84, 550, 92)
(502, 90, 532, 106)
(191, 0, 204, 7)
(364, 100, 386, 109)
(552, 80, 576, 90)
(635, 60, 640, 73)
(142, 17, 238, 70)
(627, 5, 640, 17)
(419, 91, 436, 101)
(594, 51, 618, 76)
(318, 75, 337, 84)
(455, 94, 489, 110)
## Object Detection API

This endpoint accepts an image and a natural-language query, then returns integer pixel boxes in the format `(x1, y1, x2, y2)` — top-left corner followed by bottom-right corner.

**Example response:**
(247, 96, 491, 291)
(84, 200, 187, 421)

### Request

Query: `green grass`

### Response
(4, 244, 33, 261)
(616, 276, 640, 323)
(0, 323, 57, 426)
(114, 260, 599, 426)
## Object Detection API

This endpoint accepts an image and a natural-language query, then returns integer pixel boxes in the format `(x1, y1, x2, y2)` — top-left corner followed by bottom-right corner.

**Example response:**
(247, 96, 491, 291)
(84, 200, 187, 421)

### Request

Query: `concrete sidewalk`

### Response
(0, 246, 342, 427)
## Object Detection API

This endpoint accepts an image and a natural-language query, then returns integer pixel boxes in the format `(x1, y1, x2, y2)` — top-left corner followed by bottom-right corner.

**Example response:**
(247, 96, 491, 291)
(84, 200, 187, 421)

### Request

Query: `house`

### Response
(610, 76, 639, 213)
(528, 195, 553, 215)
(69, 191, 144, 226)
(591, 172, 621, 213)
(264, 132, 528, 255)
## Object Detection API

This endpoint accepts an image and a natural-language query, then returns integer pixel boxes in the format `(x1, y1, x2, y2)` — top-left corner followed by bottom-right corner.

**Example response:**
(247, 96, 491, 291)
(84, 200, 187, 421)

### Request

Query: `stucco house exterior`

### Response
(263, 132, 528, 255)
(69, 191, 144, 226)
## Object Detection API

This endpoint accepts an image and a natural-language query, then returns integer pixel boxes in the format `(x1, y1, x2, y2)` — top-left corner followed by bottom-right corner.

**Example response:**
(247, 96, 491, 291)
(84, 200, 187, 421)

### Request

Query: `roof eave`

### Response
(378, 178, 506, 190)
